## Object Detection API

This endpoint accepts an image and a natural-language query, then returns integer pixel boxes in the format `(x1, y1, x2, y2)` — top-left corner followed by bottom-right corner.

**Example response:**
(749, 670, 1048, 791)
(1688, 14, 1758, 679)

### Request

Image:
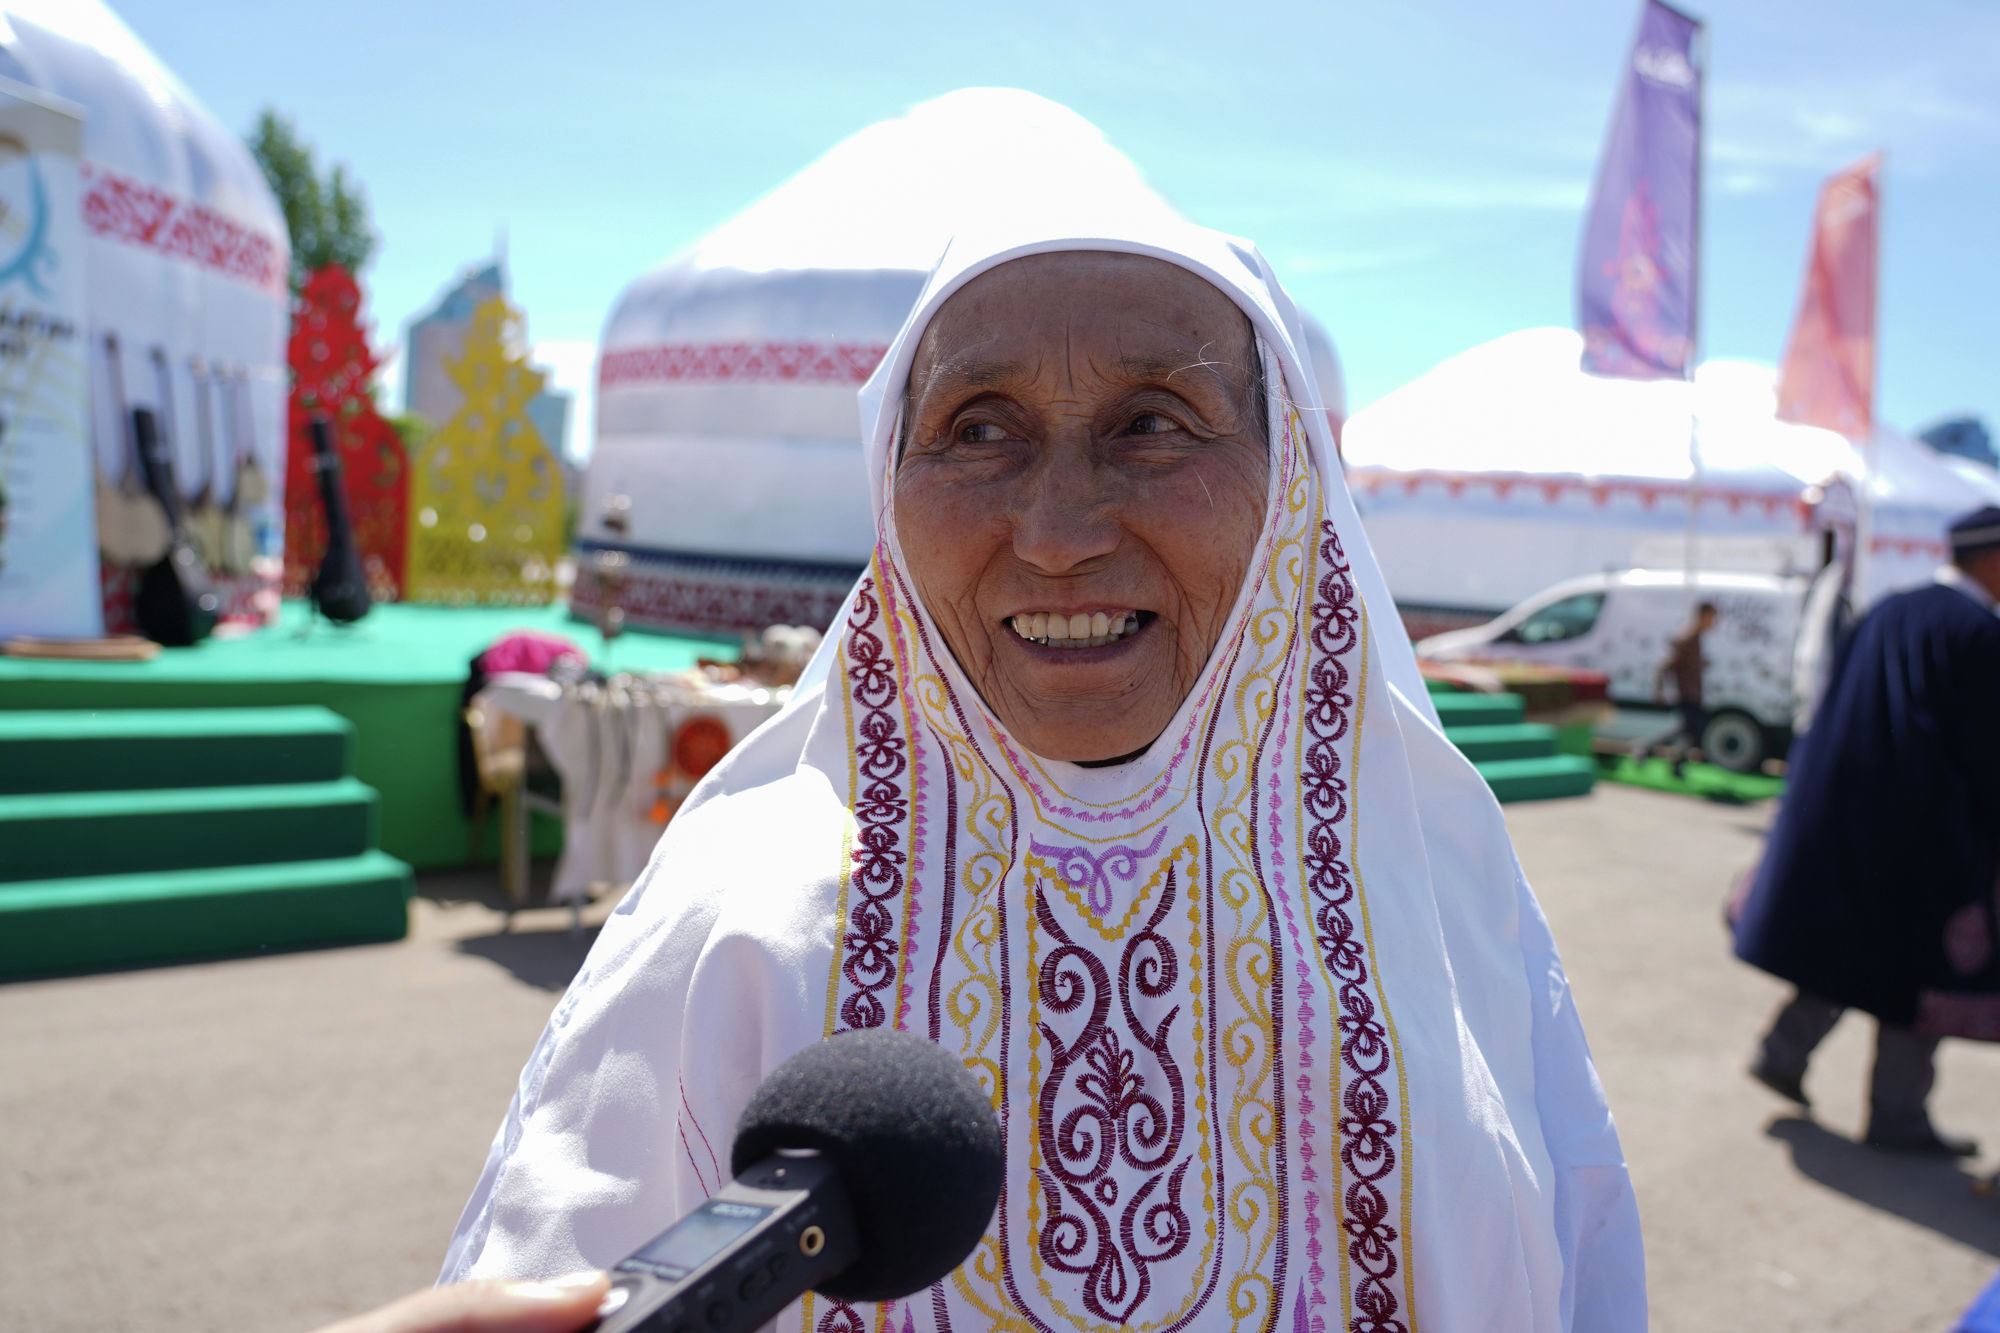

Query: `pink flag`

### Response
(1777, 154, 1881, 436)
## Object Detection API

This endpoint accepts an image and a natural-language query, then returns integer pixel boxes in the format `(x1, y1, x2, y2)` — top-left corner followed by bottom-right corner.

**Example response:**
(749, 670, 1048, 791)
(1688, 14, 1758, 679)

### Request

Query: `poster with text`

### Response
(0, 78, 95, 639)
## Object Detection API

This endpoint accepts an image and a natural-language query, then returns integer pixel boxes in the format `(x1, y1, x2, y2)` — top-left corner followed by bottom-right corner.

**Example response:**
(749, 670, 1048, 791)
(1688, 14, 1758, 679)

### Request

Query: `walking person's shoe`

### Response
(1863, 1121, 1980, 1157)
(1748, 1054, 1810, 1108)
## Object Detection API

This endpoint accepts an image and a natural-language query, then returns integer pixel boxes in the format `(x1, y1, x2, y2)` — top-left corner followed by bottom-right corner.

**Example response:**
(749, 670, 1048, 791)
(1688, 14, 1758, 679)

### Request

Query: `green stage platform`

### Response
(0, 601, 727, 870)
(0, 705, 414, 977)
(1427, 681, 1597, 802)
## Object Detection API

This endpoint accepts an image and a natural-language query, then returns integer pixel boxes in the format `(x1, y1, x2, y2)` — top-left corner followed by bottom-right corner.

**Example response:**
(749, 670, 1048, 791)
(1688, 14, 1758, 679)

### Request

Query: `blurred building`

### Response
(401, 259, 572, 458)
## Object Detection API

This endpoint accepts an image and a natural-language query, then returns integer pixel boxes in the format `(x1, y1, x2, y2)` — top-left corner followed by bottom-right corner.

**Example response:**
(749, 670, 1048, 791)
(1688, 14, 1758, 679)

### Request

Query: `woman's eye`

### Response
(957, 421, 1008, 444)
(1127, 412, 1178, 436)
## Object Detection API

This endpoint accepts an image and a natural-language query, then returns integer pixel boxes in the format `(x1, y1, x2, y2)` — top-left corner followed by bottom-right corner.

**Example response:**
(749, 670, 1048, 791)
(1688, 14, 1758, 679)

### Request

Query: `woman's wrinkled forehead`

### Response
(899, 250, 1264, 446)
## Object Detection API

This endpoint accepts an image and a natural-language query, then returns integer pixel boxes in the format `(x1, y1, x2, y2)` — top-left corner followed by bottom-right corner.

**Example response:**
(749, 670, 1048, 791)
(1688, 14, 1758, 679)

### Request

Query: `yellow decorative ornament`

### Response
(404, 294, 563, 605)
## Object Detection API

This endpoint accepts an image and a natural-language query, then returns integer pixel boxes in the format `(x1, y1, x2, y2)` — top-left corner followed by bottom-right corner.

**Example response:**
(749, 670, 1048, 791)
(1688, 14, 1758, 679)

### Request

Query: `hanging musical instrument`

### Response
(129, 402, 217, 646)
(219, 363, 264, 573)
(183, 355, 227, 570)
(305, 413, 372, 624)
(97, 333, 169, 567)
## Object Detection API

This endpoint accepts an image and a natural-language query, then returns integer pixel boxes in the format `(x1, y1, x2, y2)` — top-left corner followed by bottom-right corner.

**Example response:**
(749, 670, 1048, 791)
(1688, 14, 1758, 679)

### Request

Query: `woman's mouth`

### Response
(1006, 610, 1150, 649)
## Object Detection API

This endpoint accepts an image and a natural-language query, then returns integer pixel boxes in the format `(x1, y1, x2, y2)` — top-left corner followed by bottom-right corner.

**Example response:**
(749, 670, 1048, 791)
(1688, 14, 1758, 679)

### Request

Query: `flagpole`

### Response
(1855, 153, 1882, 604)
(1682, 16, 1706, 608)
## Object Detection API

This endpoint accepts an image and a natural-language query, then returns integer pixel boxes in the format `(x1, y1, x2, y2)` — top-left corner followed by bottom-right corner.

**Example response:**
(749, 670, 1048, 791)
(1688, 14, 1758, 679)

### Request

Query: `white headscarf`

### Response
(442, 210, 1645, 1333)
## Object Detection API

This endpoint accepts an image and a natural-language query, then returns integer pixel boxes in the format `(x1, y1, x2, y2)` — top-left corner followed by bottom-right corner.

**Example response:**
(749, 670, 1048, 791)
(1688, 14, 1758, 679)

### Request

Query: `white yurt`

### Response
(1344, 326, 1988, 627)
(576, 87, 1344, 635)
(0, 0, 290, 635)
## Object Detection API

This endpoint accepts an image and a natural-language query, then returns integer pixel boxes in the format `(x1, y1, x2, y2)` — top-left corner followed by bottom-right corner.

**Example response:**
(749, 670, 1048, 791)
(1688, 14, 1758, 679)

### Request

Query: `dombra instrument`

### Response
(221, 364, 266, 574)
(184, 356, 227, 571)
(592, 1029, 1004, 1333)
(95, 333, 169, 569)
(129, 406, 218, 647)
(305, 414, 372, 624)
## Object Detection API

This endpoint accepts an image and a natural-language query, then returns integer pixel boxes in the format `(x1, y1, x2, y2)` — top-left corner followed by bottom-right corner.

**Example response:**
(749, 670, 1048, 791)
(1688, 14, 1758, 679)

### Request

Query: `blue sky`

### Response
(124, 0, 1999, 458)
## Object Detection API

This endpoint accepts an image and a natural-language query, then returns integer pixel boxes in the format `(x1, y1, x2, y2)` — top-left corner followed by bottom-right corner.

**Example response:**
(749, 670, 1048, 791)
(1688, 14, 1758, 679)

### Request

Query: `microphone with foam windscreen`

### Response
(592, 1029, 1004, 1333)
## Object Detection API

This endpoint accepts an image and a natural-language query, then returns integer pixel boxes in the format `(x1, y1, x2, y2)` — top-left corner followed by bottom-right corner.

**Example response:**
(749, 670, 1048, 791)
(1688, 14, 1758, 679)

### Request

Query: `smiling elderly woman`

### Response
(442, 214, 1646, 1331)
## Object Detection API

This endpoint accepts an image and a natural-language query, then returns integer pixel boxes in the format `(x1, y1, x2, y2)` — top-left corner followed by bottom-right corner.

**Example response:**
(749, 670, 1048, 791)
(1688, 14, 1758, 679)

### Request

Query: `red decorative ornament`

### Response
(283, 265, 408, 600)
(671, 715, 733, 779)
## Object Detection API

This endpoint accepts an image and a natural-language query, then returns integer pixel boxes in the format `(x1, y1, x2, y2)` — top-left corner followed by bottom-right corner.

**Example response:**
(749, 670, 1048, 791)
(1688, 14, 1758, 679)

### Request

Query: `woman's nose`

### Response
(1009, 440, 1119, 574)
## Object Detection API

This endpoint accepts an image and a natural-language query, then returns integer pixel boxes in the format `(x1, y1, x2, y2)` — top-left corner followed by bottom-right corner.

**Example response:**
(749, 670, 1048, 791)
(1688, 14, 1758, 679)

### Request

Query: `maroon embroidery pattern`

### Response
(569, 555, 857, 634)
(1033, 864, 1192, 1322)
(81, 164, 285, 293)
(837, 577, 908, 1031)
(813, 1300, 867, 1333)
(1301, 522, 1406, 1333)
(599, 341, 888, 387)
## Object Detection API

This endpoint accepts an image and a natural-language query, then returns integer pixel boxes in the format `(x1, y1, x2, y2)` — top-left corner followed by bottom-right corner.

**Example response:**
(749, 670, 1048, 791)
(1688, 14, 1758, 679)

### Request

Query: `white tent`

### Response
(576, 87, 1343, 635)
(0, 0, 292, 631)
(1343, 327, 1987, 622)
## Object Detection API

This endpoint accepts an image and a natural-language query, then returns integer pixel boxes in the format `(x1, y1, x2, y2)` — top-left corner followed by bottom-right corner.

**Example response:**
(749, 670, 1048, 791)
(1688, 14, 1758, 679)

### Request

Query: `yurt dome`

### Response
(0, 0, 291, 632)
(577, 87, 1344, 635)
(1344, 326, 1989, 620)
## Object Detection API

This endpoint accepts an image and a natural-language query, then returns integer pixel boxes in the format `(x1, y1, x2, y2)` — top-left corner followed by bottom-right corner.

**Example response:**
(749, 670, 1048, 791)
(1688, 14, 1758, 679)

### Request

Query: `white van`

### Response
(1414, 568, 1807, 772)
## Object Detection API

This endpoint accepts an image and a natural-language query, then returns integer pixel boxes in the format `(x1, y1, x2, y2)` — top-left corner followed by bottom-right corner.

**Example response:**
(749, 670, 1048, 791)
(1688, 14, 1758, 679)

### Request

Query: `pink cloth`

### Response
(476, 630, 585, 676)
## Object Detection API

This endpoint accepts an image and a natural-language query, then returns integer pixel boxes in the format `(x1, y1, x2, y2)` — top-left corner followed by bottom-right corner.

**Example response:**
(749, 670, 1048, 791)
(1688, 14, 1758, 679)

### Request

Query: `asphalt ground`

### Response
(2, 784, 1996, 1332)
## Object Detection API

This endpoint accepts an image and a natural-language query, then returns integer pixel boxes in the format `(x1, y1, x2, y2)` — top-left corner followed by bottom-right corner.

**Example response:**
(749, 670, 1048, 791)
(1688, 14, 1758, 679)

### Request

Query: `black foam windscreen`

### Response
(730, 1029, 1004, 1303)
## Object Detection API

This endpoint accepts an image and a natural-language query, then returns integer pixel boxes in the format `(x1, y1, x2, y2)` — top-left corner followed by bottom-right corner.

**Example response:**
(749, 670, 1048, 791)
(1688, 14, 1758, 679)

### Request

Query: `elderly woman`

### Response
(442, 211, 1645, 1331)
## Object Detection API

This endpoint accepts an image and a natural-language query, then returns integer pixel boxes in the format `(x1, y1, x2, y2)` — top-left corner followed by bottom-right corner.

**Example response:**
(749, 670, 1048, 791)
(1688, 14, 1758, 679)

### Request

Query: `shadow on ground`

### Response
(456, 924, 600, 992)
(416, 863, 544, 912)
(1766, 1116, 2000, 1258)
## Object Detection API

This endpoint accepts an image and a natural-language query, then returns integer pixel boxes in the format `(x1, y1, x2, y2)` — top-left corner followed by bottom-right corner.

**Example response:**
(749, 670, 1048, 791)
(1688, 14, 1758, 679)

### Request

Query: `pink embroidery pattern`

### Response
(1268, 567, 1331, 1330)
(80, 164, 285, 293)
(1033, 864, 1191, 1322)
(838, 577, 908, 1031)
(988, 660, 1223, 825)
(599, 341, 888, 388)
(1027, 827, 1171, 918)
(1301, 523, 1405, 1333)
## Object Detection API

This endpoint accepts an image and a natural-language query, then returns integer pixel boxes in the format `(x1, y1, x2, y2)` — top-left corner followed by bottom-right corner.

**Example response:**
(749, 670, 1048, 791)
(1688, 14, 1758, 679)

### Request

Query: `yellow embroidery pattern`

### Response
(1215, 409, 1316, 1332)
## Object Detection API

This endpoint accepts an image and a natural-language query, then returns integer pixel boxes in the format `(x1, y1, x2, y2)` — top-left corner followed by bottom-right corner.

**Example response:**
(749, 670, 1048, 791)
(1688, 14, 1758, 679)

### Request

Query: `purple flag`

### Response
(1578, 0, 1703, 380)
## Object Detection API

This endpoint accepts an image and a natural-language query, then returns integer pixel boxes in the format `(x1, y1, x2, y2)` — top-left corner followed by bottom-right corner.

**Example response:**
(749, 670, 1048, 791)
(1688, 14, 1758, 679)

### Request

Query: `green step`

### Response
(1431, 692, 1526, 726)
(1475, 755, 1597, 803)
(0, 707, 352, 794)
(1424, 678, 1458, 695)
(0, 850, 411, 979)
(0, 778, 376, 883)
(1444, 722, 1561, 762)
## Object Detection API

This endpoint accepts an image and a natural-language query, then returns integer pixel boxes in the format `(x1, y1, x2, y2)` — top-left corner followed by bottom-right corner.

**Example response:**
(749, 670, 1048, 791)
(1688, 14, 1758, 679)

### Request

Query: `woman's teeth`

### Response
(1008, 611, 1141, 648)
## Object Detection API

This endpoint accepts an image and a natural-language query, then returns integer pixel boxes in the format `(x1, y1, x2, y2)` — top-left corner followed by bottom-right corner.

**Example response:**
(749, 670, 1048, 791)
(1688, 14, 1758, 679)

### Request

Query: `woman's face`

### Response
(894, 252, 1269, 763)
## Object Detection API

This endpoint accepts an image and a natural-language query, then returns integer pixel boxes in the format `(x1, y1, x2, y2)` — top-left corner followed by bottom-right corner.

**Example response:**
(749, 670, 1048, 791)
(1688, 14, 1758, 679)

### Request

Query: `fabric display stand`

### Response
(472, 670, 787, 908)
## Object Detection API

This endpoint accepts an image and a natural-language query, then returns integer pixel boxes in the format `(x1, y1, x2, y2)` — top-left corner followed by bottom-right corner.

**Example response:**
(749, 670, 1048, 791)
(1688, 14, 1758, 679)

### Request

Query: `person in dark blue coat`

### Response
(1737, 505, 2000, 1155)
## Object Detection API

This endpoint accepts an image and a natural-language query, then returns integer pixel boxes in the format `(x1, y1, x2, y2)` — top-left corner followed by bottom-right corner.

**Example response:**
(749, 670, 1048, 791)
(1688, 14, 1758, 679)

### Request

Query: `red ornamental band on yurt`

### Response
(283, 264, 407, 601)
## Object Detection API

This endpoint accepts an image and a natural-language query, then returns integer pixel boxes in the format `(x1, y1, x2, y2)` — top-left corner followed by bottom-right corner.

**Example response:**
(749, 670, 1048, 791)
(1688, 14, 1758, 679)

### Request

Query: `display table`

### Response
(473, 670, 788, 905)
(0, 601, 727, 869)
